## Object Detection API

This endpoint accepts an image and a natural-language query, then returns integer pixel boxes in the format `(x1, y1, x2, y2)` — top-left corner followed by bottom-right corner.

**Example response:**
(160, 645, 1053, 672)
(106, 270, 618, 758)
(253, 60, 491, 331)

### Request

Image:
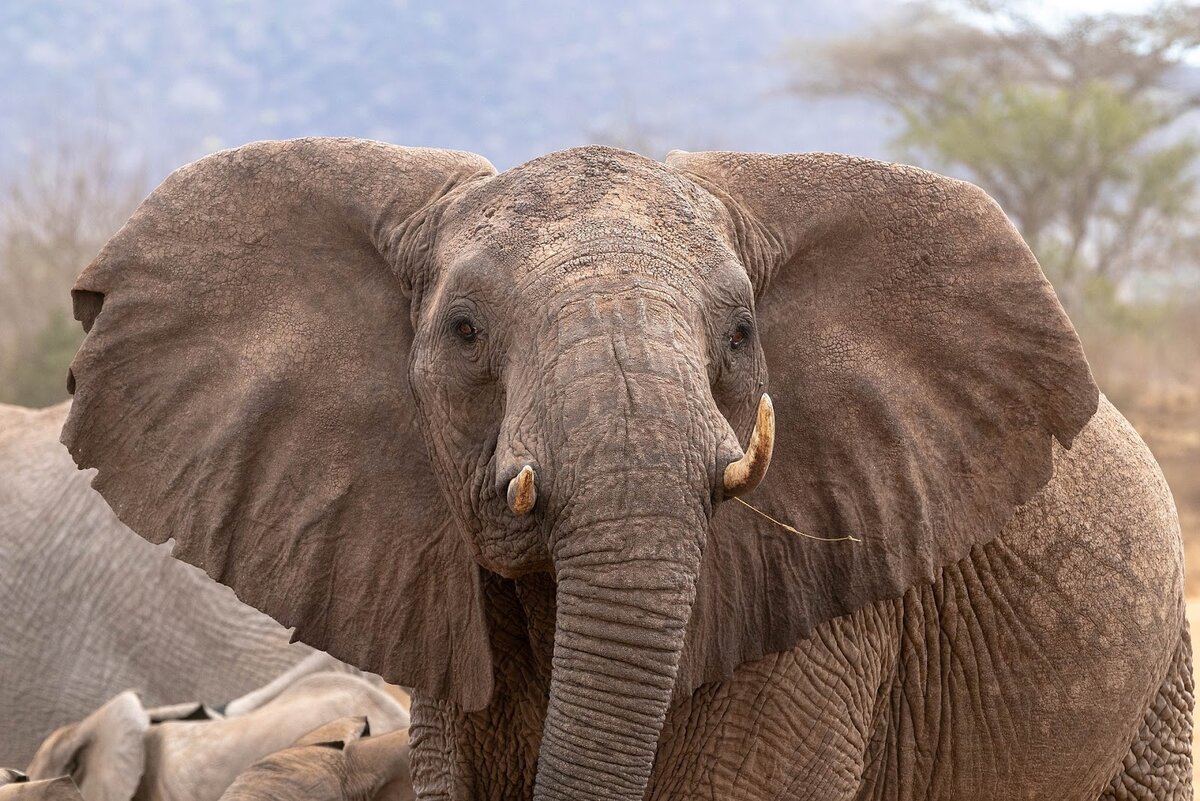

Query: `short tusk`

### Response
(507, 465, 537, 515)
(723, 394, 775, 497)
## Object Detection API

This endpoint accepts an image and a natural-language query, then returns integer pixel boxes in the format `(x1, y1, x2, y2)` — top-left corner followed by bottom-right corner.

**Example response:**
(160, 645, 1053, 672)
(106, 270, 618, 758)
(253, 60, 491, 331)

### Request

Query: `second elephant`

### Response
(26, 669, 410, 801)
(0, 402, 307, 766)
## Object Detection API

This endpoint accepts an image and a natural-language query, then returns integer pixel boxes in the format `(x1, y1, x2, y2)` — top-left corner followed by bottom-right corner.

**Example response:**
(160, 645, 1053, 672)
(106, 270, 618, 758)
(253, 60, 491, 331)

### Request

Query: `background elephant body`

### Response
(219, 718, 414, 801)
(27, 670, 410, 801)
(0, 776, 81, 800)
(137, 673, 409, 801)
(0, 402, 306, 765)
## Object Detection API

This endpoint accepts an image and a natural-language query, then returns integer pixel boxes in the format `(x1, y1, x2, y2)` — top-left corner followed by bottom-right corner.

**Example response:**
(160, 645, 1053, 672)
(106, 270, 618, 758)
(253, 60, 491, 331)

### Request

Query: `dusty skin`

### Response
(0, 402, 306, 766)
(59, 139, 1188, 800)
(24, 658, 410, 801)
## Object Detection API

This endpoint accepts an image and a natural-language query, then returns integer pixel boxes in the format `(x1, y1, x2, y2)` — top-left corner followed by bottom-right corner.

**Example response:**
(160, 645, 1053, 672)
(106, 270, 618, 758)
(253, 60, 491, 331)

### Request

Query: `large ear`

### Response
(0, 770, 28, 787)
(26, 692, 148, 801)
(0, 777, 85, 801)
(62, 138, 498, 710)
(667, 151, 1099, 690)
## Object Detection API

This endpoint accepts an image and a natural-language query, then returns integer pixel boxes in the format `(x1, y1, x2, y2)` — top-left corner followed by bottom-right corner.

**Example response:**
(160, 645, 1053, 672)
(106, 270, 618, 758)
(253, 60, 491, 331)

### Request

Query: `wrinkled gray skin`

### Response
(60, 142, 1191, 801)
(0, 402, 306, 765)
(25, 671, 409, 801)
(405, 152, 1189, 800)
(412, 401, 1192, 800)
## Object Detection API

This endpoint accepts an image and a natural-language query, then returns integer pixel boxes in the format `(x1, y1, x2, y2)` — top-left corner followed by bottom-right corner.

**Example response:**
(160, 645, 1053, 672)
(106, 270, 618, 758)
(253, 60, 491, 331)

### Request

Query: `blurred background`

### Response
(1, 1, 1196, 584)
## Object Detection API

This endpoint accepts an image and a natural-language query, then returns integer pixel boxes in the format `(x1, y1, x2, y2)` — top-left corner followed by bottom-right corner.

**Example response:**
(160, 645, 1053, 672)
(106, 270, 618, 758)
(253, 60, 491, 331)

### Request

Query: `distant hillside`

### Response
(1, 0, 891, 176)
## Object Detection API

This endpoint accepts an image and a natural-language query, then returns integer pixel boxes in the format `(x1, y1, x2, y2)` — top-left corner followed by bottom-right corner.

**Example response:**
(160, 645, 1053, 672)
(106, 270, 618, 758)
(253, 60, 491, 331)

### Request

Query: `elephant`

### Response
(221, 651, 411, 716)
(219, 717, 414, 801)
(0, 772, 82, 800)
(25, 669, 410, 801)
(59, 138, 1191, 800)
(0, 401, 310, 765)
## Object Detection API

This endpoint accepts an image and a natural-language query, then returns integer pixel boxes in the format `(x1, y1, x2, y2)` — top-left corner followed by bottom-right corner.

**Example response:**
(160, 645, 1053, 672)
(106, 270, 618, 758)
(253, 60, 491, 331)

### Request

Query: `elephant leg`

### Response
(409, 573, 551, 801)
(1098, 622, 1194, 801)
(649, 602, 902, 801)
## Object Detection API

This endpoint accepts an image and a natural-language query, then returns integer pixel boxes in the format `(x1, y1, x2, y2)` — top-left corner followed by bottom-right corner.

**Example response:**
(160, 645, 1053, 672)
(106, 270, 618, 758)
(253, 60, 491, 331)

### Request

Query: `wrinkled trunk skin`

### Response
(534, 519, 701, 801)
(528, 294, 714, 801)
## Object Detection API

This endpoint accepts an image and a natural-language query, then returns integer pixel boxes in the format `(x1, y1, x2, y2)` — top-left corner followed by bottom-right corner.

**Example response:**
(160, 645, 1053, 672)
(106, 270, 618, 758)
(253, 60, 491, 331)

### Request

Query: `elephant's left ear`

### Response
(63, 138, 498, 710)
(667, 151, 1099, 690)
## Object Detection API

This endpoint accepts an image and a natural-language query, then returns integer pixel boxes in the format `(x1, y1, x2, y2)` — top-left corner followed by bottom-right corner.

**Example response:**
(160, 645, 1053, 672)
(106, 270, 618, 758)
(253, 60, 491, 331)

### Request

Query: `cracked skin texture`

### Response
(410, 397, 1190, 800)
(60, 139, 1190, 800)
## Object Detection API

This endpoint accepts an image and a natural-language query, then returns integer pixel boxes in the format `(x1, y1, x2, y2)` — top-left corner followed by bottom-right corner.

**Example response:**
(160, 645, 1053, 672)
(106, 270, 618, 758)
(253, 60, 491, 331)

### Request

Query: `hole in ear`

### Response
(71, 289, 104, 333)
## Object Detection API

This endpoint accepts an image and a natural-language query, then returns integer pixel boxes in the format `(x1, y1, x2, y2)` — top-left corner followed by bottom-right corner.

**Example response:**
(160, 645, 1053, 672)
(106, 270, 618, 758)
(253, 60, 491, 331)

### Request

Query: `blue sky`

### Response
(1, 0, 1185, 181)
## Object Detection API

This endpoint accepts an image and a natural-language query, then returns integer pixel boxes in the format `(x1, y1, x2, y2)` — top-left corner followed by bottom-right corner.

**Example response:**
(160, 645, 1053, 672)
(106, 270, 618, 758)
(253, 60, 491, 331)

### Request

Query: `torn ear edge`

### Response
(67, 289, 104, 395)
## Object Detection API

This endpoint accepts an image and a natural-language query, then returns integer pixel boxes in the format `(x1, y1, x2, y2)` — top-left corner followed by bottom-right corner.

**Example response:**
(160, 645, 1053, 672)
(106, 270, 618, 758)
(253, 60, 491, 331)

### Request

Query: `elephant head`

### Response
(24, 693, 224, 801)
(24, 692, 148, 801)
(63, 140, 1098, 801)
(25, 671, 407, 801)
(218, 718, 413, 801)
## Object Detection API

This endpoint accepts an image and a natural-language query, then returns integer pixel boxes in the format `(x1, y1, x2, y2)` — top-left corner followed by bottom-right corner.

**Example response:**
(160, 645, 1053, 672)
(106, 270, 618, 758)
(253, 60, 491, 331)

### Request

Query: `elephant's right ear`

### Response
(63, 138, 498, 710)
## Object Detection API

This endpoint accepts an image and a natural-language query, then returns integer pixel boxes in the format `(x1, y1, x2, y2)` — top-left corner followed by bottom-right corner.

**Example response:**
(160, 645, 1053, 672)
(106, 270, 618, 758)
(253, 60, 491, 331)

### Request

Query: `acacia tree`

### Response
(790, 0, 1200, 311)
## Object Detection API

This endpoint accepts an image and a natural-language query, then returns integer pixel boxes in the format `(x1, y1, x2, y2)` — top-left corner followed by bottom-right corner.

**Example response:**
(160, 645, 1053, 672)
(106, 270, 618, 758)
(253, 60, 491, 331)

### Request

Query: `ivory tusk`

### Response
(723, 394, 775, 497)
(507, 464, 537, 515)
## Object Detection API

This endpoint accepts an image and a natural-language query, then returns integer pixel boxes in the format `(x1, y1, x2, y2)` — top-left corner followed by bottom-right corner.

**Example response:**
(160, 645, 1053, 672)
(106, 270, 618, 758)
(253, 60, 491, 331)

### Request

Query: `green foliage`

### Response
(790, 0, 1200, 400)
(0, 312, 82, 408)
(0, 133, 146, 409)
(896, 80, 1200, 291)
(791, 0, 1200, 316)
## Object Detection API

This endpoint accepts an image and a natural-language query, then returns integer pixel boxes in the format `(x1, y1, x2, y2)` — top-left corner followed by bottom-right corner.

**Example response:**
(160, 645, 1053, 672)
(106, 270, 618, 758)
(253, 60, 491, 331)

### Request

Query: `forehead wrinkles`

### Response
(438, 151, 735, 294)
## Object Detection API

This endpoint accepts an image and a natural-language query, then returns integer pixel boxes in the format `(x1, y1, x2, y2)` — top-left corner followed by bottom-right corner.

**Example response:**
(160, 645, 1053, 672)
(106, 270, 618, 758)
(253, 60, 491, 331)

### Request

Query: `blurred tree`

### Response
(0, 135, 147, 406)
(789, 0, 1200, 311)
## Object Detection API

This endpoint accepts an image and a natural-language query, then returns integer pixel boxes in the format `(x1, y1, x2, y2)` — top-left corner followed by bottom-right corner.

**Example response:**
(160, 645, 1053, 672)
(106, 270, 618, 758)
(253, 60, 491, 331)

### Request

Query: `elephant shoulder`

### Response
(0, 401, 69, 456)
(0, 402, 81, 514)
(1004, 394, 1183, 599)
(1037, 395, 1177, 537)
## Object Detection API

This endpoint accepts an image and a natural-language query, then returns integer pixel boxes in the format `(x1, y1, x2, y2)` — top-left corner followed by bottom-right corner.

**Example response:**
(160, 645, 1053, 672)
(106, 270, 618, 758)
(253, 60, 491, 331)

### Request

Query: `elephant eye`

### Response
(452, 317, 479, 344)
(729, 323, 752, 351)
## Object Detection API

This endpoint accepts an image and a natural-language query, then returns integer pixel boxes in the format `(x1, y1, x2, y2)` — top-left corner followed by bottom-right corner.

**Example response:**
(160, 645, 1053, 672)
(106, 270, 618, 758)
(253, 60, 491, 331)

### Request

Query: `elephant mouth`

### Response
(502, 393, 774, 518)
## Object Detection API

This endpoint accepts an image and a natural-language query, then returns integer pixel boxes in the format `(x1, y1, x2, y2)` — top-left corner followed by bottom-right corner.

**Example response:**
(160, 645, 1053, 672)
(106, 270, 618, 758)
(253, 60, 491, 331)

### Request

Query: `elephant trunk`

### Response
(519, 293, 726, 800)
(530, 450, 705, 801)
(533, 516, 702, 801)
